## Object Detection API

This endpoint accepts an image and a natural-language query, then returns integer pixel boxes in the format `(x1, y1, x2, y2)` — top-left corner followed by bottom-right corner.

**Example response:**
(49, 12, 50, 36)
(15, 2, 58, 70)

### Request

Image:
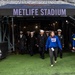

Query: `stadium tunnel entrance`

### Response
(4, 16, 74, 52)
(0, 4, 75, 54)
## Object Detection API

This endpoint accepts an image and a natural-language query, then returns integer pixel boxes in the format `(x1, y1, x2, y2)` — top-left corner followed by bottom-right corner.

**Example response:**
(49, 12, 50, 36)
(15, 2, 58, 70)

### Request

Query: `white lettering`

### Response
(44, 9, 47, 15)
(13, 9, 18, 15)
(13, 9, 67, 16)
(61, 9, 66, 16)
(19, 9, 22, 16)
(40, 9, 44, 15)
(31, 9, 35, 15)
(35, 9, 38, 16)
(51, 9, 54, 15)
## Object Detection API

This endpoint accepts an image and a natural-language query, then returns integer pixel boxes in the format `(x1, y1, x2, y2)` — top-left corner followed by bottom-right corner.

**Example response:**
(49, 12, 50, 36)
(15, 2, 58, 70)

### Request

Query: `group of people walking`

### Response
(18, 29, 65, 67)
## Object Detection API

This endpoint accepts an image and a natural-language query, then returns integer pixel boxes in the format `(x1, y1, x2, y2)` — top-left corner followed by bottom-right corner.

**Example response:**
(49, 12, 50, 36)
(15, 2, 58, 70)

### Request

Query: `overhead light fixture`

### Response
(55, 21, 58, 23)
(53, 23, 55, 26)
(66, 20, 68, 23)
(66, 20, 69, 24)
(33, 16, 35, 18)
(23, 26, 26, 29)
(35, 26, 38, 29)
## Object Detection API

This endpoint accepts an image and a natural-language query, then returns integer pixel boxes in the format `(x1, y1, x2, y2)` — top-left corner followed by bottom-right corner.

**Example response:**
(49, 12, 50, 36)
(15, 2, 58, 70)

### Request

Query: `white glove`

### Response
(51, 48, 54, 51)
(73, 47, 75, 49)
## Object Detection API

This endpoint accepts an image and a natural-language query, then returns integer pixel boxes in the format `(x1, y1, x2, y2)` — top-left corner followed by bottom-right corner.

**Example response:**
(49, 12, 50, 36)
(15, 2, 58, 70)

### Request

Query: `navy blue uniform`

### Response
(57, 35, 64, 58)
(29, 35, 35, 56)
(38, 34, 46, 59)
(19, 35, 27, 54)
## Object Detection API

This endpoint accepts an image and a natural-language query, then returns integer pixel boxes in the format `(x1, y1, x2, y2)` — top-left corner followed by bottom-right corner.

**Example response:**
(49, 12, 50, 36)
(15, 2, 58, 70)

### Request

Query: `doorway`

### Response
(7, 16, 75, 52)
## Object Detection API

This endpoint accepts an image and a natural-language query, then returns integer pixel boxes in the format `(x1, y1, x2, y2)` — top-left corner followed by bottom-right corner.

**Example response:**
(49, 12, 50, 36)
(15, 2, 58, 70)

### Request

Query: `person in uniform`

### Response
(19, 31, 27, 54)
(57, 29, 64, 58)
(45, 31, 50, 41)
(46, 31, 62, 67)
(45, 31, 50, 53)
(72, 33, 75, 52)
(34, 32, 39, 54)
(37, 30, 46, 59)
(29, 31, 35, 56)
(26, 31, 30, 54)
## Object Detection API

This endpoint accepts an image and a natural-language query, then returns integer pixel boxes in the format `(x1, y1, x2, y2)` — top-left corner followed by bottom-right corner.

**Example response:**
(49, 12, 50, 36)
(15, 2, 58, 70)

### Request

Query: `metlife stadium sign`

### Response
(13, 9, 66, 16)
(0, 4, 75, 16)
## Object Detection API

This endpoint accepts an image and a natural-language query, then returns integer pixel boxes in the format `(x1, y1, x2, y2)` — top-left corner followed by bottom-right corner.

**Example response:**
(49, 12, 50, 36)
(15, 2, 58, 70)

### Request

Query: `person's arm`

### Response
(36, 35, 39, 47)
(61, 35, 64, 48)
(62, 35, 64, 46)
(24, 35, 27, 45)
(57, 36, 62, 50)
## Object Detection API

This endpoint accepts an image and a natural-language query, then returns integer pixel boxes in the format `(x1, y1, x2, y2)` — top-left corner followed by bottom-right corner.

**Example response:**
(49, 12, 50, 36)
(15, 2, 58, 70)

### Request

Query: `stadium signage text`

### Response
(13, 8, 66, 16)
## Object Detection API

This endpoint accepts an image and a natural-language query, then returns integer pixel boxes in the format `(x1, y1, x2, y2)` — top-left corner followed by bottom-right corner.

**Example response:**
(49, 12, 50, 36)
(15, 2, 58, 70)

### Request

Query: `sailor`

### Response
(57, 29, 64, 58)
(37, 30, 46, 59)
(29, 31, 35, 56)
(26, 31, 30, 53)
(45, 31, 50, 41)
(19, 31, 27, 54)
(45, 31, 50, 53)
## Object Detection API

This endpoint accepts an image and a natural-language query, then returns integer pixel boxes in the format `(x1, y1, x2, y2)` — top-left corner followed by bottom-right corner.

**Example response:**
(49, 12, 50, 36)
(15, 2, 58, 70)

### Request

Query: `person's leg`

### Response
(57, 48, 60, 57)
(49, 48, 54, 65)
(25, 46, 27, 54)
(30, 47, 33, 56)
(39, 47, 42, 58)
(31, 46, 34, 56)
(60, 50, 63, 58)
(54, 48, 58, 62)
(30, 47, 31, 56)
(21, 49, 24, 55)
(41, 47, 45, 59)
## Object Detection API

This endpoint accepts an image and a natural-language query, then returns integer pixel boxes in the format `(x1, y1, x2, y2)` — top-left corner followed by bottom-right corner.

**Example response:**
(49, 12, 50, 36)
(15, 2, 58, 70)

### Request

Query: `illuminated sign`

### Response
(13, 8, 66, 16)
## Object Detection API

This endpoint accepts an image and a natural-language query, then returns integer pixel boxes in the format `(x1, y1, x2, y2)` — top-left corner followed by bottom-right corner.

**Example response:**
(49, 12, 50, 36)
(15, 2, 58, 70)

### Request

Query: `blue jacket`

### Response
(46, 36, 62, 50)
(72, 34, 75, 47)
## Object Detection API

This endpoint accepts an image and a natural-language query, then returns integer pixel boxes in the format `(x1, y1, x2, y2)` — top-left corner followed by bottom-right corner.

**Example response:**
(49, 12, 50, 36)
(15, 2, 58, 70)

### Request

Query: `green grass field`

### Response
(0, 52, 75, 75)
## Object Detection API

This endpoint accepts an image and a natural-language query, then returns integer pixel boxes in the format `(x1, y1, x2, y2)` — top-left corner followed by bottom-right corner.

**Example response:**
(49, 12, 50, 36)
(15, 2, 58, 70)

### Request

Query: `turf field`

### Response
(0, 52, 75, 75)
